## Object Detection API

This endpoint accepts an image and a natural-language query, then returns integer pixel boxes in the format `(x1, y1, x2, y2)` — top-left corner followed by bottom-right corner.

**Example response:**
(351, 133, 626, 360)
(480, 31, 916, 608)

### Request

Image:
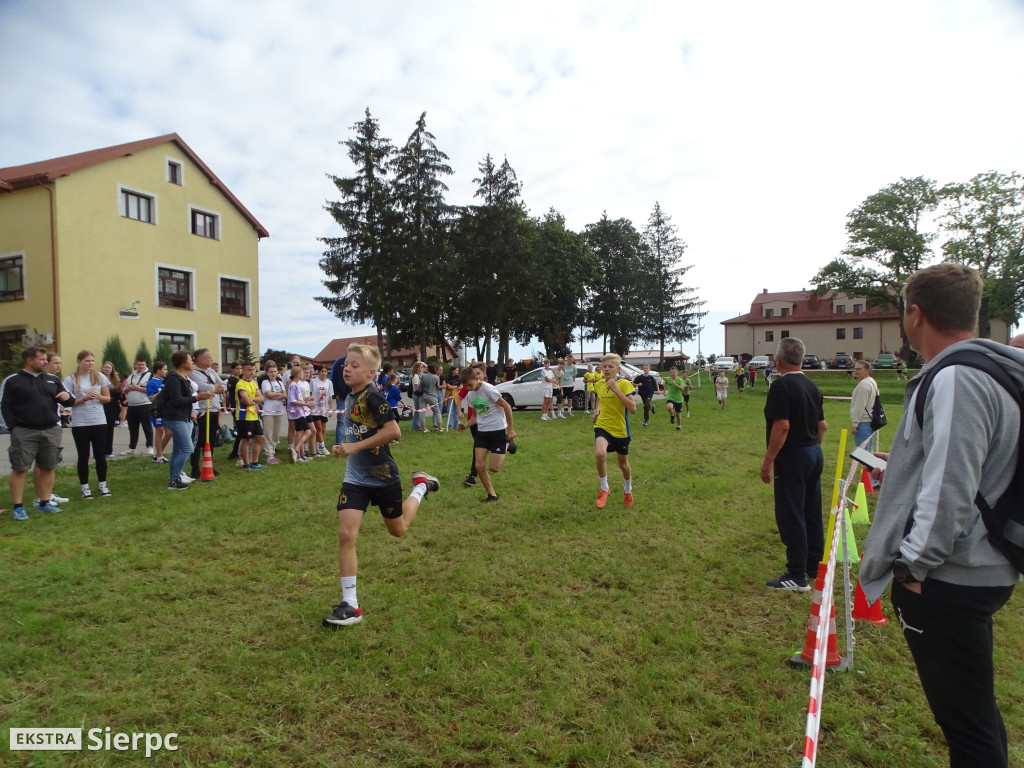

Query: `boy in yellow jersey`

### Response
(591, 353, 637, 508)
(583, 363, 600, 413)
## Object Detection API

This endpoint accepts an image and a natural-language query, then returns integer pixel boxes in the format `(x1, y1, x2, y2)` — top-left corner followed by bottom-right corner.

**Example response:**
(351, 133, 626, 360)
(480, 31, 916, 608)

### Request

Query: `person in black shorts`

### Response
(322, 344, 439, 628)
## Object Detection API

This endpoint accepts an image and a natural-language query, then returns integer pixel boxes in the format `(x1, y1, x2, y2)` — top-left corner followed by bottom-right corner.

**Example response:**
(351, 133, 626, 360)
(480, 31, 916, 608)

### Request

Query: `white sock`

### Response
(410, 483, 427, 502)
(599, 476, 609, 492)
(624, 478, 632, 494)
(340, 576, 358, 609)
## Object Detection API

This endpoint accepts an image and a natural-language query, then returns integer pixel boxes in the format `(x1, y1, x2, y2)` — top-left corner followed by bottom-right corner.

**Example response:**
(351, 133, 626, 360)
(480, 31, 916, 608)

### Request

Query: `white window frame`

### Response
(188, 205, 221, 241)
(155, 262, 197, 311)
(117, 184, 158, 224)
(218, 273, 251, 317)
(219, 334, 253, 368)
(155, 328, 196, 353)
(166, 157, 184, 186)
(0, 249, 27, 302)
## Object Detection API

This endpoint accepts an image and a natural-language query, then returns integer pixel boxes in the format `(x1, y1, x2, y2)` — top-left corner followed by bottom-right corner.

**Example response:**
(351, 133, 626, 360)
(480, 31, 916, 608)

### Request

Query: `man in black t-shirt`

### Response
(759, 337, 827, 592)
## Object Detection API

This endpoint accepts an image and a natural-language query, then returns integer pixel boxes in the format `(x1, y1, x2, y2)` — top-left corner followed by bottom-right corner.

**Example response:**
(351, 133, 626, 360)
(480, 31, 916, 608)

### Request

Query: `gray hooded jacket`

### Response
(860, 339, 1023, 604)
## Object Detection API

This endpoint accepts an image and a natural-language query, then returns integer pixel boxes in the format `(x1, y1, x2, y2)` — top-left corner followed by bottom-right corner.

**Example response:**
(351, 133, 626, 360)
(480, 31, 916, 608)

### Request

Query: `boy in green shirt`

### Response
(664, 366, 692, 428)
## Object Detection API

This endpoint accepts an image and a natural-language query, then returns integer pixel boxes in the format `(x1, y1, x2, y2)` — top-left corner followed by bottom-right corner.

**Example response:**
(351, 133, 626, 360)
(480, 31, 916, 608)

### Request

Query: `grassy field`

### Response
(3, 369, 1023, 766)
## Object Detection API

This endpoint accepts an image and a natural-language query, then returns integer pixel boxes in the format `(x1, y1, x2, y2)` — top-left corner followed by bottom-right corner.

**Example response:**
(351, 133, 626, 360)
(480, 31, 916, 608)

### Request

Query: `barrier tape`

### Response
(802, 454, 860, 767)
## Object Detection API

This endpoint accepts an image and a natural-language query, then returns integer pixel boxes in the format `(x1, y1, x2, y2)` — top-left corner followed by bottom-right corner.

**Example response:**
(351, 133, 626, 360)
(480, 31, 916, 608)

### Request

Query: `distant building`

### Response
(313, 335, 458, 368)
(722, 287, 1010, 362)
(0, 134, 267, 367)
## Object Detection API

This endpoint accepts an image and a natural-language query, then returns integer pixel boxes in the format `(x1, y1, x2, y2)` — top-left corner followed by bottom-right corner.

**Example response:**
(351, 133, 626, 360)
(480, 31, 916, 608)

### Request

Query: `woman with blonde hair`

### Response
(63, 350, 113, 498)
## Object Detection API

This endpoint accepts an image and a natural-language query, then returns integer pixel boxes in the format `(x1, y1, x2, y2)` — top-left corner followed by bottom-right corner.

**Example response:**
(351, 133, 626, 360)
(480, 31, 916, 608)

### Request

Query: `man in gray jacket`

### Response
(861, 264, 1022, 767)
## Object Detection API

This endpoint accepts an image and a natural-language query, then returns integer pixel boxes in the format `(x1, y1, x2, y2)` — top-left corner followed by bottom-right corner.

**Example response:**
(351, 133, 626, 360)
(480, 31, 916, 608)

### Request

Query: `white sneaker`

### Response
(557, 412, 566, 419)
(50, 493, 70, 504)
(119, 448, 135, 456)
(289, 446, 298, 463)
(541, 414, 550, 421)
(567, 410, 573, 416)
(178, 474, 194, 484)
(236, 459, 245, 467)
(146, 447, 155, 456)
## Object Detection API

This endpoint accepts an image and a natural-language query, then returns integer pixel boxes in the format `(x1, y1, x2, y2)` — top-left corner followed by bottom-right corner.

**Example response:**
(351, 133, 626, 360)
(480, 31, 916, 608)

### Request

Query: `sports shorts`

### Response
(9, 425, 63, 471)
(474, 428, 508, 454)
(235, 420, 264, 439)
(338, 481, 403, 519)
(594, 427, 630, 455)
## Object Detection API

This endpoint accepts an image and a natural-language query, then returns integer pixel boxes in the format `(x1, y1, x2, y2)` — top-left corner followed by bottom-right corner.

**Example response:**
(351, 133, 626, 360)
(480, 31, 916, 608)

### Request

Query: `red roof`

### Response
(0, 133, 269, 238)
(313, 335, 457, 365)
(722, 289, 899, 326)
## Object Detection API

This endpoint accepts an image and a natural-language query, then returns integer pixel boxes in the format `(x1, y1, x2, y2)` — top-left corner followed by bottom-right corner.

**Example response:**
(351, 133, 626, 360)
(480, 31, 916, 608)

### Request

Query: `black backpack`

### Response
(913, 349, 1024, 571)
(149, 384, 169, 419)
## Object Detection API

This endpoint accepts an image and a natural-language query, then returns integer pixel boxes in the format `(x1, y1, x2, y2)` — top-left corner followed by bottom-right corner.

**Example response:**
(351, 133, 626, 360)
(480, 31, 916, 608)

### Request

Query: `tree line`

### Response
(316, 109, 706, 366)
(813, 173, 1024, 358)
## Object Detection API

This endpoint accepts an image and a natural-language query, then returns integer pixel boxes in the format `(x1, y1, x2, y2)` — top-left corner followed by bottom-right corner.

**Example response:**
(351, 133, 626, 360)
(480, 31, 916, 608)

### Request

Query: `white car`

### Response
(494, 362, 659, 411)
(712, 356, 737, 371)
(748, 355, 771, 369)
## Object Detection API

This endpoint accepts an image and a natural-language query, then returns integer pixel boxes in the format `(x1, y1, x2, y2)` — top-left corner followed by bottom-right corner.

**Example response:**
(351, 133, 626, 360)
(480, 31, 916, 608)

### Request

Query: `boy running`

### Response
(715, 370, 729, 410)
(592, 353, 637, 509)
(460, 366, 517, 503)
(633, 363, 661, 426)
(665, 366, 691, 427)
(323, 344, 438, 628)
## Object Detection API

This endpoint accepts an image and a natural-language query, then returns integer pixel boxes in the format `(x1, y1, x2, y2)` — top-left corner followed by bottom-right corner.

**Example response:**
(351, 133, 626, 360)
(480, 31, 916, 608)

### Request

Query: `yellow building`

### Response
(0, 134, 268, 368)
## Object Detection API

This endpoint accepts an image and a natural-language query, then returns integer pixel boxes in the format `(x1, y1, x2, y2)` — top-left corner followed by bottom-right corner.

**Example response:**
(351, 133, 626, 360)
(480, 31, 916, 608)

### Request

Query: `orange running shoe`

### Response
(624, 492, 634, 508)
(595, 490, 610, 509)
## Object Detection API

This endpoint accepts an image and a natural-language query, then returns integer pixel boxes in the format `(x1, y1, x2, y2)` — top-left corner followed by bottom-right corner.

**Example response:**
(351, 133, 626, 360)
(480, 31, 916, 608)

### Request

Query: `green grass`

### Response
(3, 374, 1023, 766)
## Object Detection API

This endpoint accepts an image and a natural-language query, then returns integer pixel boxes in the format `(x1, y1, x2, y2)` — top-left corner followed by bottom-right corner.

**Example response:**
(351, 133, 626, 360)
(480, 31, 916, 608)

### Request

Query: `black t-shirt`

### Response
(634, 374, 657, 399)
(485, 366, 498, 384)
(764, 372, 824, 449)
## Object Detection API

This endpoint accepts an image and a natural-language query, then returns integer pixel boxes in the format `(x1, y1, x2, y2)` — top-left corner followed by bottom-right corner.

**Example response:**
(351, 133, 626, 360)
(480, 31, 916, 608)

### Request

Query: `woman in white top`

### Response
(410, 361, 425, 432)
(309, 366, 335, 456)
(850, 360, 880, 449)
(63, 350, 112, 499)
(260, 361, 288, 464)
(286, 364, 314, 462)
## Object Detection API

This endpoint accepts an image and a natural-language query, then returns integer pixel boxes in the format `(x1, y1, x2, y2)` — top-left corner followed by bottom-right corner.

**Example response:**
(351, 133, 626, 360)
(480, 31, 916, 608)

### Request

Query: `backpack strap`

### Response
(912, 349, 1024, 556)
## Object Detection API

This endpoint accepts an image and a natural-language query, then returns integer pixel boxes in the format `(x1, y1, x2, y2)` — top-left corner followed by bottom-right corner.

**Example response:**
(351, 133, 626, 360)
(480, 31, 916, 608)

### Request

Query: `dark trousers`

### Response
(467, 424, 478, 478)
(892, 579, 1015, 768)
(772, 443, 824, 578)
(190, 411, 220, 474)
(103, 402, 119, 456)
(641, 396, 653, 422)
(71, 424, 108, 484)
(125, 404, 153, 449)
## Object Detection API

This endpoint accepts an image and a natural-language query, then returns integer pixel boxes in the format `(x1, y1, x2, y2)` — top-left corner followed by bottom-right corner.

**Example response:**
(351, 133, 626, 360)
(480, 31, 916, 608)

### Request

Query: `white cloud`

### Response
(2, 0, 1023, 360)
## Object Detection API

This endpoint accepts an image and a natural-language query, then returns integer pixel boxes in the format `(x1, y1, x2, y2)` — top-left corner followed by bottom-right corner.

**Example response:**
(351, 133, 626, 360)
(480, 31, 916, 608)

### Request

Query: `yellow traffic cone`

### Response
(849, 482, 870, 524)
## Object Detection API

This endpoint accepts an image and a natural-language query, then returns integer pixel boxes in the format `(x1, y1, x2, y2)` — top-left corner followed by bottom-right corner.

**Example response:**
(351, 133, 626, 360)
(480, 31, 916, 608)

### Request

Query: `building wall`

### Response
(725, 318, 904, 362)
(11, 142, 260, 365)
(0, 185, 57, 348)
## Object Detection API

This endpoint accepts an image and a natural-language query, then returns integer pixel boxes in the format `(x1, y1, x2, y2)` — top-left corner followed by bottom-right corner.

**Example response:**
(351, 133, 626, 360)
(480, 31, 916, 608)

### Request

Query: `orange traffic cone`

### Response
(200, 442, 215, 481)
(861, 468, 874, 493)
(789, 562, 843, 668)
(851, 555, 888, 624)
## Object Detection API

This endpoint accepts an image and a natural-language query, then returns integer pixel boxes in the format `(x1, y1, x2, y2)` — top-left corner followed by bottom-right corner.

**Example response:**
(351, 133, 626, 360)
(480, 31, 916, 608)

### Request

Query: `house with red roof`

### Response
(313, 335, 458, 368)
(0, 134, 267, 366)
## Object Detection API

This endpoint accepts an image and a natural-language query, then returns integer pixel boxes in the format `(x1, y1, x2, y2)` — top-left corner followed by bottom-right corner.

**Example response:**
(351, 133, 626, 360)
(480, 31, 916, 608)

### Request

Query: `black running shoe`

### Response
(322, 601, 362, 627)
(167, 479, 190, 491)
(482, 494, 499, 503)
(412, 471, 440, 493)
(765, 573, 811, 592)
(463, 475, 476, 487)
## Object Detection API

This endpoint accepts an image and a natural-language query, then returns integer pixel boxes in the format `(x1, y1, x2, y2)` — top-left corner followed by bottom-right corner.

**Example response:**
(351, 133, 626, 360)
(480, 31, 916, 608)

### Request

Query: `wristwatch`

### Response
(892, 560, 919, 584)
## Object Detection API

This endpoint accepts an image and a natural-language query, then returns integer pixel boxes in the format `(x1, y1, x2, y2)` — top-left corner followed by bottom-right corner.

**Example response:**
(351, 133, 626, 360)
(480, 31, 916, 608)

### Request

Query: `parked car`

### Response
(494, 361, 655, 411)
(873, 353, 897, 369)
(830, 352, 854, 369)
(748, 355, 771, 369)
(397, 367, 413, 392)
(712, 356, 737, 371)
(801, 354, 820, 369)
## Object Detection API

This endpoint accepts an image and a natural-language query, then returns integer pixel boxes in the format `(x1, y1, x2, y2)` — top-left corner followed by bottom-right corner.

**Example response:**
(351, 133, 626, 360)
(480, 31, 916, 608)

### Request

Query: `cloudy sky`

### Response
(3, 0, 1023, 360)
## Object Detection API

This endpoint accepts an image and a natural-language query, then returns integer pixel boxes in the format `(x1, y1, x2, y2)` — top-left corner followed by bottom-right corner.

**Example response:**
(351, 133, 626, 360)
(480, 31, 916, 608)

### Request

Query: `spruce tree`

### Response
(318, 108, 398, 353)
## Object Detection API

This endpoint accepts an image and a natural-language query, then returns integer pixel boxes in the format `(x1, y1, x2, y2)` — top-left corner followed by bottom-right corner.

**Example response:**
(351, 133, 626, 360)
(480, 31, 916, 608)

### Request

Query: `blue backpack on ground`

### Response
(913, 349, 1024, 571)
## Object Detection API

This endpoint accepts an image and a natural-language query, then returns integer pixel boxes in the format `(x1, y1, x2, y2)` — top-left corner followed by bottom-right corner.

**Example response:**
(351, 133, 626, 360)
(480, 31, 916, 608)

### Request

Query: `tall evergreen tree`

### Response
(939, 171, 1024, 336)
(639, 203, 705, 363)
(388, 112, 454, 359)
(317, 108, 398, 353)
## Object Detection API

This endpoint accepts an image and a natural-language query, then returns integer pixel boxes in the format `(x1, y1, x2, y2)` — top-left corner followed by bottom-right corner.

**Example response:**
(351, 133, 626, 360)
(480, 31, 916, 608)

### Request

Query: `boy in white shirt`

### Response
(460, 367, 517, 503)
